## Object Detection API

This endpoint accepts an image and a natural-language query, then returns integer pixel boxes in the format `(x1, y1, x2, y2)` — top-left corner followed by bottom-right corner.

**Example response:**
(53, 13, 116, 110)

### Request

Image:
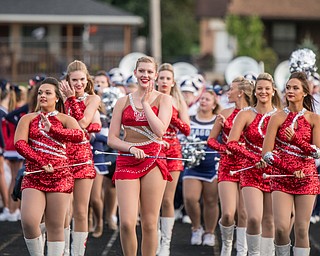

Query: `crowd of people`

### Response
(0, 53, 319, 256)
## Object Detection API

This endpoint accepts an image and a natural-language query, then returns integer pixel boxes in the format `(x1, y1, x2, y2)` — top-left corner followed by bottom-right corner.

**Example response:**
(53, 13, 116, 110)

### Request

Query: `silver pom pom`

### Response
(180, 135, 206, 168)
(101, 87, 125, 123)
(289, 48, 317, 76)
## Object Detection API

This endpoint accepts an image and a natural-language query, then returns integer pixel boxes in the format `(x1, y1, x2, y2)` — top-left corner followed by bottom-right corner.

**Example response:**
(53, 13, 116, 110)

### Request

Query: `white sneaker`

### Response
(0, 207, 9, 221)
(202, 233, 215, 246)
(174, 208, 183, 221)
(310, 216, 317, 224)
(191, 227, 204, 245)
(7, 209, 20, 222)
(182, 215, 192, 224)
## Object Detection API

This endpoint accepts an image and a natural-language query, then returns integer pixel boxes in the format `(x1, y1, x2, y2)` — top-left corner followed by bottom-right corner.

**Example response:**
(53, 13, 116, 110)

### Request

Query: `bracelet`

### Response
(128, 145, 134, 153)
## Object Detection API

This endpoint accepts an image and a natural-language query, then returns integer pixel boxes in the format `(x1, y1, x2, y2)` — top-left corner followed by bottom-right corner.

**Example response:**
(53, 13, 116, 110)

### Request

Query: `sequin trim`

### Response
(284, 107, 306, 129)
(129, 93, 147, 121)
(31, 146, 68, 159)
(76, 93, 89, 102)
(116, 144, 162, 174)
(29, 139, 66, 155)
(258, 108, 277, 138)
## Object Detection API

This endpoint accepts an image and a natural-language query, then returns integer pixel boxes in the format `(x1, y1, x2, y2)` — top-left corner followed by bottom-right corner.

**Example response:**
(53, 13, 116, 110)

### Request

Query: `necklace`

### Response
(284, 107, 306, 129)
(258, 108, 277, 138)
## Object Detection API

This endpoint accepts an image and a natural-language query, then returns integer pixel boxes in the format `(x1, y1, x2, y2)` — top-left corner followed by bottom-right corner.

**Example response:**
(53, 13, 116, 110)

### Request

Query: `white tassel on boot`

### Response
(24, 235, 44, 256)
(39, 222, 46, 255)
(236, 227, 248, 256)
(71, 231, 88, 256)
(293, 247, 310, 256)
(260, 237, 274, 256)
(247, 233, 261, 256)
(219, 220, 235, 256)
(64, 226, 71, 256)
(47, 241, 65, 256)
(156, 218, 161, 255)
(275, 243, 291, 256)
(158, 217, 175, 256)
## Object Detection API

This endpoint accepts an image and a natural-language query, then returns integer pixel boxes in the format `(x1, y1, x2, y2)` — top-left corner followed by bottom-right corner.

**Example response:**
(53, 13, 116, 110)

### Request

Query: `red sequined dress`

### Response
(238, 108, 276, 192)
(113, 94, 172, 181)
(65, 94, 96, 179)
(162, 107, 190, 172)
(213, 108, 247, 183)
(17, 112, 83, 193)
(271, 108, 320, 194)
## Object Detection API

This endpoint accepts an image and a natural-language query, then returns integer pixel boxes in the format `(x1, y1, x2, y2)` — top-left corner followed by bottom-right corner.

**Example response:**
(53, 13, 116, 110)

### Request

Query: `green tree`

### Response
(226, 14, 278, 73)
(100, 0, 199, 62)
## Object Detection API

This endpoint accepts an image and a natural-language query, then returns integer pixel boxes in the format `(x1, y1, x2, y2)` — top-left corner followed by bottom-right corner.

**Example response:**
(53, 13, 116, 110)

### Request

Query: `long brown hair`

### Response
(286, 72, 314, 112)
(35, 77, 65, 113)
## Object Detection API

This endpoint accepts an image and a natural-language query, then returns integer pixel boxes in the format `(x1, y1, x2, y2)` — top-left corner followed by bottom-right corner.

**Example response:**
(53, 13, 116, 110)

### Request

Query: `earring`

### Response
(238, 94, 241, 97)
(272, 93, 275, 96)
(304, 94, 307, 97)
(254, 93, 257, 96)
(56, 99, 59, 102)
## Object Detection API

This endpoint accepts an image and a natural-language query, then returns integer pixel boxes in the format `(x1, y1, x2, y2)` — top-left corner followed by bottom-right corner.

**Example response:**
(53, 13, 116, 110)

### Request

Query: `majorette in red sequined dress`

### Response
(227, 108, 277, 192)
(64, 94, 96, 179)
(208, 108, 248, 183)
(15, 112, 84, 193)
(114, 94, 172, 181)
(162, 107, 190, 172)
(268, 108, 320, 194)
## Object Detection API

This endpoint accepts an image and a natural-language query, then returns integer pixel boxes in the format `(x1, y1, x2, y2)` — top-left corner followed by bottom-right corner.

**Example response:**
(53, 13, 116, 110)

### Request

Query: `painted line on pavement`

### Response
(101, 229, 120, 256)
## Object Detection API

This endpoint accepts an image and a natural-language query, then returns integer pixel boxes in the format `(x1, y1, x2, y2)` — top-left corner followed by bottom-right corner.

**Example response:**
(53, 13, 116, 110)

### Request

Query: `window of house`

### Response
(272, 23, 296, 59)
(22, 25, 48, 49)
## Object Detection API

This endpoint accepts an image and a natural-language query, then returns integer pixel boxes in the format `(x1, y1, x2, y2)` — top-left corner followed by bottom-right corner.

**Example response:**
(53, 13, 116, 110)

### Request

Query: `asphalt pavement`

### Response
(0, 217, 319, 255)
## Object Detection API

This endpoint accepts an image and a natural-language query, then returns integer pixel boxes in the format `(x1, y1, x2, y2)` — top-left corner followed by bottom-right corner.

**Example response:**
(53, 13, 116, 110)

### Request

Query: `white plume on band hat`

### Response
(178, 74, 205, 96)
(108, 67, 125, 85)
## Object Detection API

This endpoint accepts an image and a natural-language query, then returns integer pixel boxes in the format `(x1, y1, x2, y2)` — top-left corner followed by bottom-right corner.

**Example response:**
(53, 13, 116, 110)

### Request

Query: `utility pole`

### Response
(149, 0, 162, 63)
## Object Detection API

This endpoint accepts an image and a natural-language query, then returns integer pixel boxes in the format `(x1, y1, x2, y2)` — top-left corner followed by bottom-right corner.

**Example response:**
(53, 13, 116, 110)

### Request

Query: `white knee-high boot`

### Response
(47, 241, 65, 256)
(71, 231, 88, 256)
(24, 235, 44, 256)
(274, 243, 291, 256)
(260, 237, 274, 256)
(293, 247, 310, 256)
(64, 226, 71, 256)
(219, 220, 235, 256)
(236, 227, 248, 256)
(158, 217, 175, 256)
(247, 234, 261, 256)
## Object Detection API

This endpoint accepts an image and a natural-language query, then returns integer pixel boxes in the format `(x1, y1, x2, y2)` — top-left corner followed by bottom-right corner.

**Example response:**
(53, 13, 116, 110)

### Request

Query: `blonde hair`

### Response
(232, 76, 254, 106)
(157, 63, 185, 110)
(135, 56, 158, 71)
(66, 60, 95, 95)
